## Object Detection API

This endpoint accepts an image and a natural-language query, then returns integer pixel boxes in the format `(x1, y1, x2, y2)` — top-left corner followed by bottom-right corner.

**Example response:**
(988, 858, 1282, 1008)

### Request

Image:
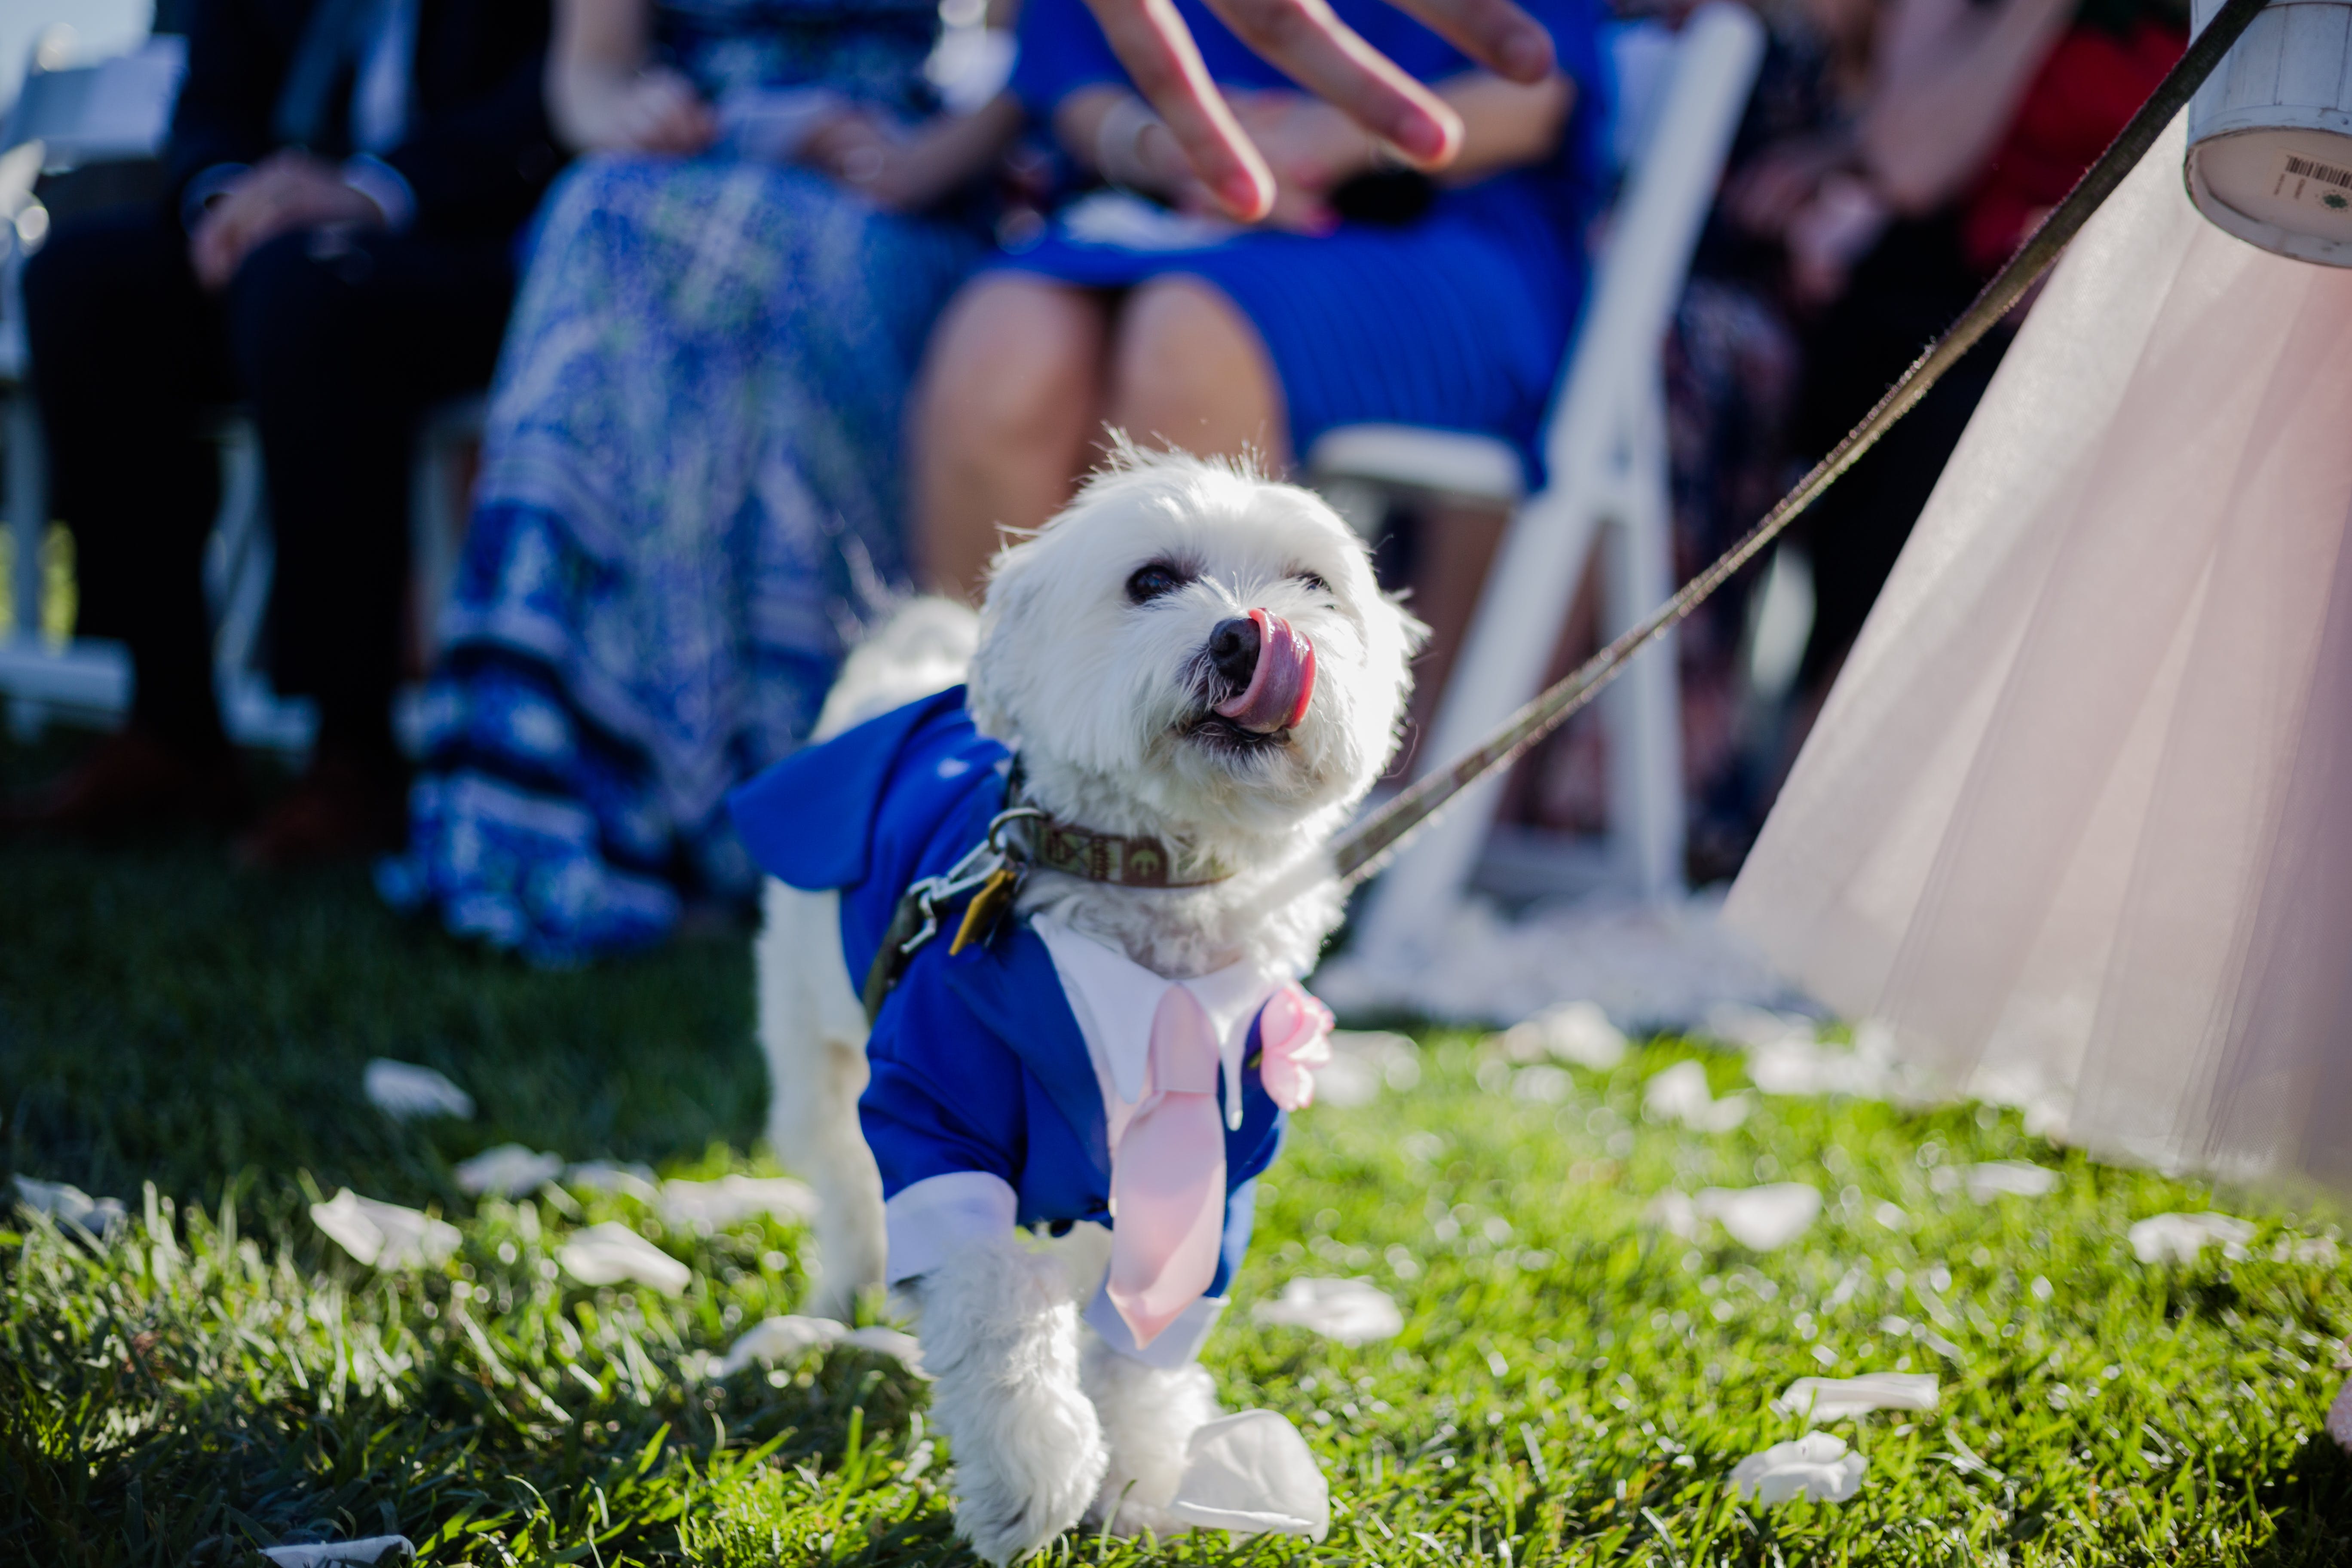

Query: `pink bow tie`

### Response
(1106, 981, 1336, 1345)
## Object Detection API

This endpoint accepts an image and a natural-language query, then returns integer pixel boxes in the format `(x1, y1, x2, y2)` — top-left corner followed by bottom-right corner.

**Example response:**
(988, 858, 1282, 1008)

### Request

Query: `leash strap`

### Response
(1324, 0, 2272, 889)
(860, 804, 1045, 1023)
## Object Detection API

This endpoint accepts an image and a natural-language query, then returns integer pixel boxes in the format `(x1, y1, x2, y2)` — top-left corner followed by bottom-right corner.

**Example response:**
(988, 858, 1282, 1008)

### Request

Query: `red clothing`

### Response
(1961, 18, 2187, 275)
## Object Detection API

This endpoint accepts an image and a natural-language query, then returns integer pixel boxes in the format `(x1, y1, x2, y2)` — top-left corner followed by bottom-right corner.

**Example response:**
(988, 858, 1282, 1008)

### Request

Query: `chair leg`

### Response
(1353, 484, 1604, 965)
(7, 394, 42, 647)
(1601, 379, 1684, 903)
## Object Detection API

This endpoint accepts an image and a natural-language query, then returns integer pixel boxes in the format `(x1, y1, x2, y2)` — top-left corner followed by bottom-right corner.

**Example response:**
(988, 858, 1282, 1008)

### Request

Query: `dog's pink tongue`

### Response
(1214, 609, 1316, 733)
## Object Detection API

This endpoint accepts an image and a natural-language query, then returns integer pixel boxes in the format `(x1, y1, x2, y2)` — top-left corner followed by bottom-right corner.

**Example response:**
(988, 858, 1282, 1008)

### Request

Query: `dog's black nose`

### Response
(1207, 616, 1261, 688)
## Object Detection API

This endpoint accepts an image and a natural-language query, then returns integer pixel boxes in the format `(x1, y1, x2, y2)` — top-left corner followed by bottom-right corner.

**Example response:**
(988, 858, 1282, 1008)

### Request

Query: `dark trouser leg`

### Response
(22, 205, 237, 752)
(224, 226, 514, 765)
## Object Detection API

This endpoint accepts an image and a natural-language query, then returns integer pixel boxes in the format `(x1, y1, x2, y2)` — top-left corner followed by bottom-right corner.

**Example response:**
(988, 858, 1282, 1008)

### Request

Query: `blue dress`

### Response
(380, 0, 986, 963)
(998, 0, 1609, 475)
(729, 687, 1284, 1363)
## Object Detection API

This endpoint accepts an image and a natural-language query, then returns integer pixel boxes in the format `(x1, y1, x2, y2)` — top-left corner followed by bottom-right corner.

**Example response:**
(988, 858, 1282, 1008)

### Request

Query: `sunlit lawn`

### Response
(6, 727, 2352, 1566)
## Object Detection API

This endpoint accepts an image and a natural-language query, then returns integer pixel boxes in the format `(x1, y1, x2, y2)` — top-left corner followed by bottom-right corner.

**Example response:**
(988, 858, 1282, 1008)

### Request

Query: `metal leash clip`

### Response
(860, 804, 1045, 1022)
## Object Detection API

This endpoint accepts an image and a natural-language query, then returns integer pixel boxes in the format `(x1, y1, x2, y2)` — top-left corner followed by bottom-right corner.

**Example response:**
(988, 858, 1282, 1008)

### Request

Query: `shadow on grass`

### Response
(0, 730, 763, 1210)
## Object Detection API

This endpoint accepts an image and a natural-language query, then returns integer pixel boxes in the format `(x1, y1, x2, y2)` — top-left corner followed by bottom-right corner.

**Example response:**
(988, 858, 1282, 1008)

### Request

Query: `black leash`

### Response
(1324, 0, 2271, 889)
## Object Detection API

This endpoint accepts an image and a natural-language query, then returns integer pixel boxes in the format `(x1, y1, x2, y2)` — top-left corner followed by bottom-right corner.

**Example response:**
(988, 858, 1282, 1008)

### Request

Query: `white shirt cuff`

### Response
(884, 1171, 1017, 1283)
(180, 162, 250, 231)
(1086, 1280, 1227, 1367)
(340, 154, 415, 231)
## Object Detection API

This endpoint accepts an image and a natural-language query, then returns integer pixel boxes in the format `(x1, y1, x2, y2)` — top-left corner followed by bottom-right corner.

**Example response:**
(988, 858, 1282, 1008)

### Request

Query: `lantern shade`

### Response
(2188, 0, 2352, 263)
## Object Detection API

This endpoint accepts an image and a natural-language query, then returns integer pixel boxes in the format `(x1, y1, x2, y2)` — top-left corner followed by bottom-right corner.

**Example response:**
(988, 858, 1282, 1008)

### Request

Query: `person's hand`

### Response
(1079, 0, 1553, 220)
(557, 64, 718, 153)
(188, 152, 389, 291)
(1226, 90, 1379, 231)
(1783, 171, 1888, 308)
(799, 107, 940, 210)
(609, 66, 719, 151)
(1721, 133, 1856, 241)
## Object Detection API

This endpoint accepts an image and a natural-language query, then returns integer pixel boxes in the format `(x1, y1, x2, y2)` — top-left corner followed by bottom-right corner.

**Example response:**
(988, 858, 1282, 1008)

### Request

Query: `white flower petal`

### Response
(454, 1145, 564, 1198)
(2328, 1373, 2352, 1454)
(309, 1190, 460, 1270)
(563, 1161, 661, 1204)
(1314, 1031, 1418, 1107)
(1497, 1002, 1627, 1070)
(1167, 1410, 1330, 1540)
(1963, 1162, 2059, 1202)
(2128, 1212, 2255, 1264)
(557, 1222, 690, 1294)
(2278, 1235, 2340, 1266)
(1647, 1191, 1703, 1240)
(1644, 1061, 1713, 1120)
(1726, 1433, 1867, 1504)
(1779, 1373, 1939, 1422)
(841, 1325, 927, 1367)
(1696, 1185, 1821, 1251)
(1744, 1040, 1891, 1099)
(260, 1537, 414, 1567)
(658, 1175, 818, 1229)
(12, 1175, 127, 1242)
(1512, 1065, 1576, 1103)
(1250, 1277, 1404, 1345)
(1703, 1005, 1819, 1051)
(1642, 1060, 1751, 1131)
(716, 1313, 845, 1375)
(712, 1315, 925, 1378)
(363, 1060, 474, 1121)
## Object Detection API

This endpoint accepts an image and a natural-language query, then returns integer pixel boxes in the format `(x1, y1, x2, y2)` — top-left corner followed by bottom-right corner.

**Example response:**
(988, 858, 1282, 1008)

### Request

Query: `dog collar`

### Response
(1010, 771, 1233, 889)
(1029, 818, 1233, 889)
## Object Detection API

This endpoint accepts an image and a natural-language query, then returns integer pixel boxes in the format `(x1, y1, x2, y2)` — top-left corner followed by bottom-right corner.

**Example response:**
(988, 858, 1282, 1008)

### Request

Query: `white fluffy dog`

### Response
(747, 448, 1418, 1563)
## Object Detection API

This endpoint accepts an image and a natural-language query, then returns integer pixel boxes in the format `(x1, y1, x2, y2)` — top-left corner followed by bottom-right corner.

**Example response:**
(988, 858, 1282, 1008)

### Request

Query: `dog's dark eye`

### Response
(1298, 571, 1330, 594)
(1126, 563, 1187, 603)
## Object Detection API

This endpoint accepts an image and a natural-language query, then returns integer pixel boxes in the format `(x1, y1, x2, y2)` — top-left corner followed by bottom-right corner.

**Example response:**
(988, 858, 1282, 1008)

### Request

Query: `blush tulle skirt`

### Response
(1724, 116, 2352, 1192)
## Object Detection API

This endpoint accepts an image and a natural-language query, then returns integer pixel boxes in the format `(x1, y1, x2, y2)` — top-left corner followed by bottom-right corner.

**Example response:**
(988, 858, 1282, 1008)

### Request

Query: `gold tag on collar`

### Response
(949, 866, 1021, 956)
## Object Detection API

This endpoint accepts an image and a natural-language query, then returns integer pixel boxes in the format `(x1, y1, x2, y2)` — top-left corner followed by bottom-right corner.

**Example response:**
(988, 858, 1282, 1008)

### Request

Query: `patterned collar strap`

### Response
(1010, 772, 1233, 889)
(1029, 819, 1233, 888)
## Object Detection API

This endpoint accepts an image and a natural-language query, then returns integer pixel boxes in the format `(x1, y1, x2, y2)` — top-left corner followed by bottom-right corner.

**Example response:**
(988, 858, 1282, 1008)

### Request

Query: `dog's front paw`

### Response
(947, 1369, 1105, 1564)
(1081, 1337, 1222, 1537)
(919, 1235, 1109, 1564)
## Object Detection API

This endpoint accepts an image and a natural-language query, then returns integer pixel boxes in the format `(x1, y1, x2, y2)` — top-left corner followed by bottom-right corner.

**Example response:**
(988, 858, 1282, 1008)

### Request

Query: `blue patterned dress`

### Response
(380, 0, 985, 963)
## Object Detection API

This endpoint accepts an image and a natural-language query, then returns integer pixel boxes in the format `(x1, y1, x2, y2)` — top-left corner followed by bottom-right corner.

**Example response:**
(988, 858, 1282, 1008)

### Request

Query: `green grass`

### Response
(6, 729, 2352, 1565)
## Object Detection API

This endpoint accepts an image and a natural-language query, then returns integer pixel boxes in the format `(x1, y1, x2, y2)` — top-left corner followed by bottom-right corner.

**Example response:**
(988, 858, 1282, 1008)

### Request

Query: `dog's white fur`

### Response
(757, 449, 1419, 1562)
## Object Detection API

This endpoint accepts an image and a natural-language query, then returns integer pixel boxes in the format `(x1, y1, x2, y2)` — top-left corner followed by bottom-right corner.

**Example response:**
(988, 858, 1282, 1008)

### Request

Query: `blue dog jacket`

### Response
(729, 688, 1289, 1363)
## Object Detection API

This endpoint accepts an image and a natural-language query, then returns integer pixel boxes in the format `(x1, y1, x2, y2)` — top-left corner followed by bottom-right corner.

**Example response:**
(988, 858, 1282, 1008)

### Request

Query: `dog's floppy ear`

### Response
(966, 545, 1041, 747)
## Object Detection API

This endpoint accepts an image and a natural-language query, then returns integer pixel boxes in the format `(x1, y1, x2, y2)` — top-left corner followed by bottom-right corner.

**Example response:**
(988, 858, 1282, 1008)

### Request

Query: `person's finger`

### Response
(1191, 0, 1465, 167)
(1082, 0, 1276, 218)
(191, 227, 228, 291)
(1365, 0, 1553, 82)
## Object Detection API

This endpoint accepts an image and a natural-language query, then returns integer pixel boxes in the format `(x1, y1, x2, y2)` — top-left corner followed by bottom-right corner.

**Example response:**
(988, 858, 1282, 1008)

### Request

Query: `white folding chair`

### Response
(1310, 2, 1764, 967)
(0, 37, 185, 731)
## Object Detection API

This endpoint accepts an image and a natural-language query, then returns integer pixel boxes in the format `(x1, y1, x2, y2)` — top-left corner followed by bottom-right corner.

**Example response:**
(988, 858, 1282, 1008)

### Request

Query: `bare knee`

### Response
(917, 276, 1106, 469)
(915, 276, 1109, 592)
(1106, 277, 1287, 466)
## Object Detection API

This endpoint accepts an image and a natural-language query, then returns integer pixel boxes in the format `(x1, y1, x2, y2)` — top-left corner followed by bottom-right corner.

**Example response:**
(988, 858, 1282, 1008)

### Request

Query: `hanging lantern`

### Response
(2187, 0, 2352, 262)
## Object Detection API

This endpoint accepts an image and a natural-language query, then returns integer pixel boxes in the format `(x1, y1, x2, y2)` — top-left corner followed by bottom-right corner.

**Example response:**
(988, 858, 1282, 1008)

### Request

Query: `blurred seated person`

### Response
(375, 0, 1024, 962)
(911, 0, 1608, 603)
(7, 0, 560, 863)
(1635, 0, 1877, 874)
(1788, 0, 2187, 701)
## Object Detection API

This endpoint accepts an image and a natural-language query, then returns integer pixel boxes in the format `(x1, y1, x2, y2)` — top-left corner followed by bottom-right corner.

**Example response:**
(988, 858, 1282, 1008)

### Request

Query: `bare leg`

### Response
(913, 275, 1110, 600)
(1106, 276, 1289, 469)
(1391, 499, 1512, 775)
